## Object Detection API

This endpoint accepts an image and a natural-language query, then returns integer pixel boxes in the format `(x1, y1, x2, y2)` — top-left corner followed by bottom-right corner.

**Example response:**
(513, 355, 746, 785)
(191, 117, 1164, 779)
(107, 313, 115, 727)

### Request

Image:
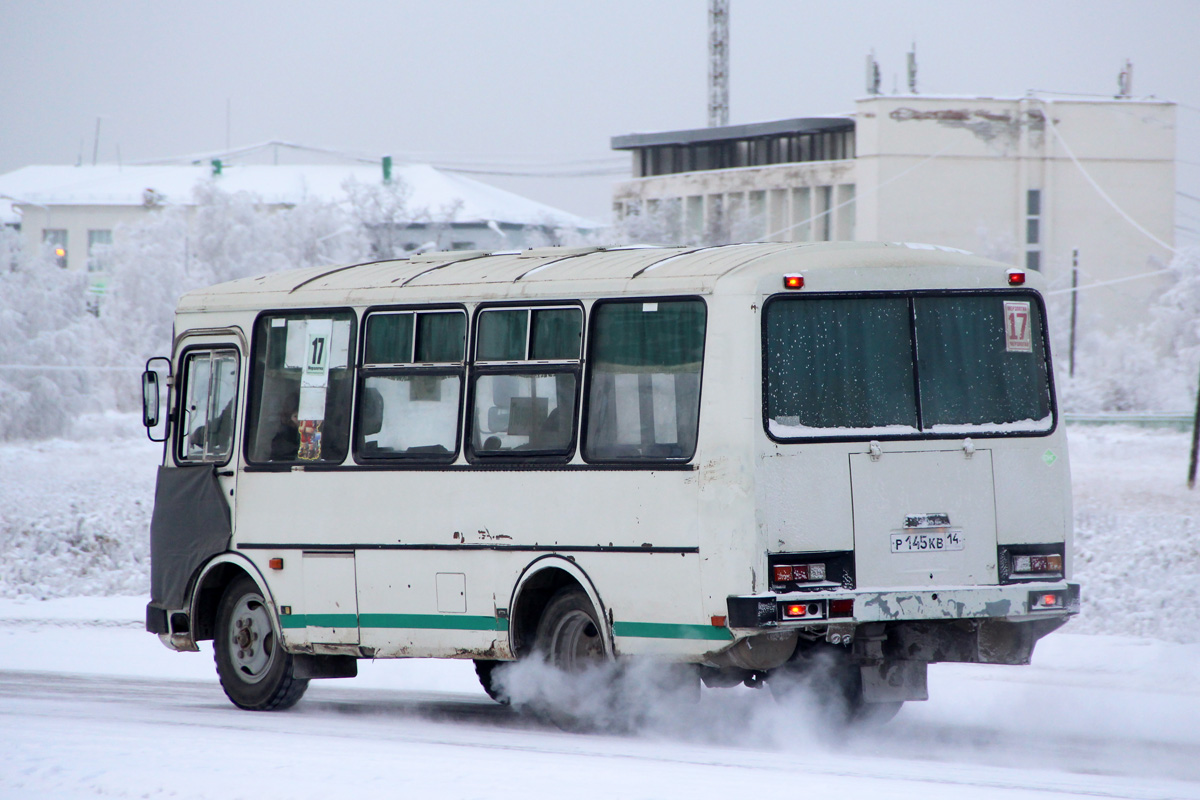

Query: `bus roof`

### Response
(175, 241, 1028, 314)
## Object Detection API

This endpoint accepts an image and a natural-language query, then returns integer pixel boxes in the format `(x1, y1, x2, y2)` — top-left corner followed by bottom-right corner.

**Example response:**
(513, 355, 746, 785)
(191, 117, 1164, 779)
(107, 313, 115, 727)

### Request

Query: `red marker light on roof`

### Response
(1007, 269, 1026, 286)
(783, 274, 804, 289)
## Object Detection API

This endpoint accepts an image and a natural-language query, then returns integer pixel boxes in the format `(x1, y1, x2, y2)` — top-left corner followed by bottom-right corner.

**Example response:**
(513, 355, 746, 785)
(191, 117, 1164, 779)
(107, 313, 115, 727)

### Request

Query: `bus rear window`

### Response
(915, 295, 1051, 432)
(765, 292, 1053, 439)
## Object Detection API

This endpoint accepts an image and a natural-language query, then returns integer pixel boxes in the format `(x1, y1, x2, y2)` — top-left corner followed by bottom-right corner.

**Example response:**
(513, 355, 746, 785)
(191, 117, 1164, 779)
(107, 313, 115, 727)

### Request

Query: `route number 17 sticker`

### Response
(1004, 300, 1033, 353)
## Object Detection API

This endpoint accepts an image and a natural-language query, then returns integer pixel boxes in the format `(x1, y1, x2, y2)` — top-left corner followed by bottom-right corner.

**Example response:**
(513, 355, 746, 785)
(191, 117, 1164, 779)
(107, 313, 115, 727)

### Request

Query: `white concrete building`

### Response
(612, 95, 1176, 329)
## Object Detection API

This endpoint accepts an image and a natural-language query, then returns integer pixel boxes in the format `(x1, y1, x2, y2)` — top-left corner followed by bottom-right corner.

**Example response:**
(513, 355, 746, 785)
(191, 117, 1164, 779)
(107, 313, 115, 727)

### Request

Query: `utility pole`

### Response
(708, 0, 729, 127)
(1189, 360, 1200, 489)
(92, 117, 102, 165)
(1069, 249, 1079, 378)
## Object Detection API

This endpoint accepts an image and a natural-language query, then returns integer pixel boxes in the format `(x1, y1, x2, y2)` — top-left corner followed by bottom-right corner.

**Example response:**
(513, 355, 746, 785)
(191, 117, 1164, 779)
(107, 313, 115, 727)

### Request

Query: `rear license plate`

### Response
(891, 529, 964, 553)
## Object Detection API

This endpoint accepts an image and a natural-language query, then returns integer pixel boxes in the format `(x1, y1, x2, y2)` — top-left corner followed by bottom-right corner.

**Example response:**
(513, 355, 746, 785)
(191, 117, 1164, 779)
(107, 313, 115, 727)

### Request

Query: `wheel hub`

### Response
(226, 594, 274, 683)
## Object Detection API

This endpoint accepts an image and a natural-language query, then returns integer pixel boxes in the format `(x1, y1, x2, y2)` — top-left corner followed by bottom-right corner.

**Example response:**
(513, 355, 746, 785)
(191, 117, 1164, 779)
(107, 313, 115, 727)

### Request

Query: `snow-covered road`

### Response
(2, 598, 1197, 799)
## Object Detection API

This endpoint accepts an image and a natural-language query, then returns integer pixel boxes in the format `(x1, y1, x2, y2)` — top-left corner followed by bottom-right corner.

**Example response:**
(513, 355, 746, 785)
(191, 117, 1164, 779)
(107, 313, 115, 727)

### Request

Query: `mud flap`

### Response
(148, 465, 232, 613)
(861, 660, 929, 703)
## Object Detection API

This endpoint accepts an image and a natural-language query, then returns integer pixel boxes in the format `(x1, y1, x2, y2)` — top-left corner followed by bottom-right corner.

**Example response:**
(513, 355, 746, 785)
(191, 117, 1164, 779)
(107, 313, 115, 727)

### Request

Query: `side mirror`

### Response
(142, 357, 171, 442)
(141, 370, 160, 427)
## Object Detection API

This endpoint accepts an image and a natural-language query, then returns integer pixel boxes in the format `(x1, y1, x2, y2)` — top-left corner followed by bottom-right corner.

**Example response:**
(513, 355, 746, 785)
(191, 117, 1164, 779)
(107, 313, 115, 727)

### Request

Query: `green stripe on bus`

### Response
(359, 613, 508, 632)
(280, 613, 358, 629)
(279, 615, 724, 640)
(278, 613, 508, 632)
(612, 621, 732, 641)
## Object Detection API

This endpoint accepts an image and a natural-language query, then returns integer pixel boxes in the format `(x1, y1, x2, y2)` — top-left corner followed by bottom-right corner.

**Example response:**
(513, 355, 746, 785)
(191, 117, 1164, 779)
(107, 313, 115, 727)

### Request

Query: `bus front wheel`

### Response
(214, 575, 308, 711)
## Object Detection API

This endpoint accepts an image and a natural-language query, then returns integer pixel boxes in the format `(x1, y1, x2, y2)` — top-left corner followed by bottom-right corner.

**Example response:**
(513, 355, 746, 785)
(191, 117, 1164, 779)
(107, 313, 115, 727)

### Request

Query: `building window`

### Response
(43, 229, 68, 268)
(1026, 189, 1042, 271)
(87, 229, 112, 272)
(627, 128, 855, 177)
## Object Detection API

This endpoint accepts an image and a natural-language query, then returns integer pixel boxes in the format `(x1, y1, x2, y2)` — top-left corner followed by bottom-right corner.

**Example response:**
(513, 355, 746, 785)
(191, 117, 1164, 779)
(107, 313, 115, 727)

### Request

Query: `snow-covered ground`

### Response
(1, 597, 1198, 798)
(1, 419, 1198, 797)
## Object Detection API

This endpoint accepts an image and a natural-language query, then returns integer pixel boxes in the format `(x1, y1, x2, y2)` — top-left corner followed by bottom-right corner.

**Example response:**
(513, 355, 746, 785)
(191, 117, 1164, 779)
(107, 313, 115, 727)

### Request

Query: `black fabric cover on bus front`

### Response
(149, 465, 232, 611)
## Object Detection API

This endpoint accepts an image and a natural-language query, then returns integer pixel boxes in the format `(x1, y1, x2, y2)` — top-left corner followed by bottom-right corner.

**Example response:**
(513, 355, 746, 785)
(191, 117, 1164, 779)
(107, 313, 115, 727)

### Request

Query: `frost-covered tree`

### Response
(1059, 247, 1200, 412)
(343, 176, 416, 258)
(0, 183, 370, 441)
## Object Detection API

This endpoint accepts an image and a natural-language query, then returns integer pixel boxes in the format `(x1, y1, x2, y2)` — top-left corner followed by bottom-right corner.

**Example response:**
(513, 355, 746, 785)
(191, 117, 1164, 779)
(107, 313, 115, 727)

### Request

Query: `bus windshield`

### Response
(765, 292, 1053, 439)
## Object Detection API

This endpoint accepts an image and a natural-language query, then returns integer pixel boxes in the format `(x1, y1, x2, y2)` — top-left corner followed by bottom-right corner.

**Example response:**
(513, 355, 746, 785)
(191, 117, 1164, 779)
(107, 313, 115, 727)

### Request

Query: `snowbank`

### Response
(1, 418, 1196, 642)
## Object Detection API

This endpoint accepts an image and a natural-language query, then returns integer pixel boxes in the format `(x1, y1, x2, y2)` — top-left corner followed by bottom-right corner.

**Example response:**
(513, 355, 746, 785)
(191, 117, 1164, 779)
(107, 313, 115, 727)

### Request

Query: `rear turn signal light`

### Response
(783, 274, 805, 289)
(1007, 269, 1026, 286)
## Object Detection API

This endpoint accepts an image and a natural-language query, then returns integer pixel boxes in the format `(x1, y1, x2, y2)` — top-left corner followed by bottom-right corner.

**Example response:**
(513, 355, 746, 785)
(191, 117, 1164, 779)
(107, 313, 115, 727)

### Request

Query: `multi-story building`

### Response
(612, 95, 1176, 329)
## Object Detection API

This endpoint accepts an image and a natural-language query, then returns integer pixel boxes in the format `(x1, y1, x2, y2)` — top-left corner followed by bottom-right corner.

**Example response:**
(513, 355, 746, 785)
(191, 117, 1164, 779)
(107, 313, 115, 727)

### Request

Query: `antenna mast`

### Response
(708, 0, 729, 127)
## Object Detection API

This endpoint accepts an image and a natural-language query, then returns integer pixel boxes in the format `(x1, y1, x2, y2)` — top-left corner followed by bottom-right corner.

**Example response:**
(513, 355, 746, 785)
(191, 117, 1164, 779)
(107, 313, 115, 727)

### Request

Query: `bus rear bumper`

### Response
(727, 581, 1080, 630)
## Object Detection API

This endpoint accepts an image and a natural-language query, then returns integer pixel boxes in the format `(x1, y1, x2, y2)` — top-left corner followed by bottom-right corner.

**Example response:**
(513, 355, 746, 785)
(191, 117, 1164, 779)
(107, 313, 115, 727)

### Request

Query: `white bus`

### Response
(142, 241, 1079, 718)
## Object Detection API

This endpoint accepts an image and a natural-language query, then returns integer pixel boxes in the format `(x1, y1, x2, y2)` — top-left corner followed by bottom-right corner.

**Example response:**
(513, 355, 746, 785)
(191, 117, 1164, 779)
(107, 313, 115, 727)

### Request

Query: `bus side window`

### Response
(583, 299, 706, 462)
(355, 309, 466, 461)
(245, 311, 356, 464)
(469, 306, 582, 460)
(177, 348, 239, 464)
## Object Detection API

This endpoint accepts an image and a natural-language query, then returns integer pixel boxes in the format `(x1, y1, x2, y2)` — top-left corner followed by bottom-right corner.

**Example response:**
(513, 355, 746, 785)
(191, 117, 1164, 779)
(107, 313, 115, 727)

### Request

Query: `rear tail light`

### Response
(1012, 554, 1063, 574)
(772, 562, 826, 585)
(1029, 590, 1065, 610)
(781, 602, 825, 620)
(829, 598, 854, 618)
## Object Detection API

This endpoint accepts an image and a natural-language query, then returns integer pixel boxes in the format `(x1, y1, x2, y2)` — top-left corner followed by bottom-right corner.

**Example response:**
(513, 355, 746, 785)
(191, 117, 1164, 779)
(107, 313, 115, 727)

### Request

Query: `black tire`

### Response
(474, 659, 510, 704)
(524, 587, 614, 730)
(768, 641, 902, 726)
(214, 575, 308, 711)
(534, 587, 608, 670)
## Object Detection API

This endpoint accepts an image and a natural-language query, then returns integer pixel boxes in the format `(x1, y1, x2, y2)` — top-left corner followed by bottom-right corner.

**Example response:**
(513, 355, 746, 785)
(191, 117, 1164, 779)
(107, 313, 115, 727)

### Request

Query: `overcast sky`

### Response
(2, 0, 1197, 233)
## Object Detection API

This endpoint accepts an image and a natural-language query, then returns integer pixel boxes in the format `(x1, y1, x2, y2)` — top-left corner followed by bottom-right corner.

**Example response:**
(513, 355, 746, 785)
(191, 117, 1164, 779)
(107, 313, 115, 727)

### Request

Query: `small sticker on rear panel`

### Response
(1004, 301, 1033, 353)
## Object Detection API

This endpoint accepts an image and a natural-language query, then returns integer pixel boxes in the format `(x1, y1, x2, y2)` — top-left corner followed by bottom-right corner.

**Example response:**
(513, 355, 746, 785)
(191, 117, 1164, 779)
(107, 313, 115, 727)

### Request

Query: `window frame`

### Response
(465, 300, 585, 465)
(173, 344, 241, 468)
(243, 307, 358, 468)
(580, 295, 708, 466)
(761, 289, 1058, 445)
(354, 303, 468, 465)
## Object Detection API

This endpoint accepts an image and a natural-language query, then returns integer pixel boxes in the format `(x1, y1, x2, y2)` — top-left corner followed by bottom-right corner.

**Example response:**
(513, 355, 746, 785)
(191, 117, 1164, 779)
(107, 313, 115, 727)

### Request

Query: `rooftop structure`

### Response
(611, 94, 1177, 331)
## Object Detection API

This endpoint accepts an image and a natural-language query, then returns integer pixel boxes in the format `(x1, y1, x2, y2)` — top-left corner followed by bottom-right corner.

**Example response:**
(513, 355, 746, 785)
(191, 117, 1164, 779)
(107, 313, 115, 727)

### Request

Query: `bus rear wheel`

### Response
(769, 640, 902, 726)
(473, 659, 510, 704)
(525, 587, 614, 729)
(535, 587, 607, 670)
(214, 575, 308, 711)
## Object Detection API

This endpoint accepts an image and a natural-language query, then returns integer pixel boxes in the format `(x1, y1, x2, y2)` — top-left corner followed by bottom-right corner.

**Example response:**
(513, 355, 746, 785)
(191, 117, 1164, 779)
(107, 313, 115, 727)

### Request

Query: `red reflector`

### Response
(783, 274, 804, 289)
(268, 558, 284, 570)
(773, 565, 794, 583)
(1007, 269, 1026, 286)
(829, 598, 854, 617)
